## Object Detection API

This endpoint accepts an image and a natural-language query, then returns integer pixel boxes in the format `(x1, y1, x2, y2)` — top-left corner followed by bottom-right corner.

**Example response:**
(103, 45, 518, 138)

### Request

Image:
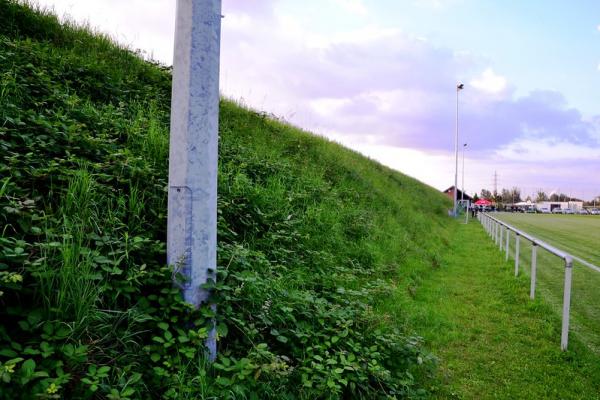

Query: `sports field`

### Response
(491, 213, 600, 353)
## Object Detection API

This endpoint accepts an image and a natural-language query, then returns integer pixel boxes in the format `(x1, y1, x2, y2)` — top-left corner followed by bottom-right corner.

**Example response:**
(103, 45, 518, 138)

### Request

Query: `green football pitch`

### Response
(486, 213, 600, 353)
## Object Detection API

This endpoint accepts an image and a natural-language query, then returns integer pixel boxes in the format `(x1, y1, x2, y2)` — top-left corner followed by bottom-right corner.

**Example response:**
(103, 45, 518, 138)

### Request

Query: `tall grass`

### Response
(127, 101, 169, 165)
(36, 169, 101, 326)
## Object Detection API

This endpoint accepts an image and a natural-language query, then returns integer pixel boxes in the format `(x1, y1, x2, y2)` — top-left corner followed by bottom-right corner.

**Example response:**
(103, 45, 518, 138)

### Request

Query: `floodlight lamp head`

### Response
(457, 82, 464, 90)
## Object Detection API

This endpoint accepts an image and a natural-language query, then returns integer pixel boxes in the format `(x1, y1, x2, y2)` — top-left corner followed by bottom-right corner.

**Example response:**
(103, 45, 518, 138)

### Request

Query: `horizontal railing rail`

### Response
(477, 212, 600, 351)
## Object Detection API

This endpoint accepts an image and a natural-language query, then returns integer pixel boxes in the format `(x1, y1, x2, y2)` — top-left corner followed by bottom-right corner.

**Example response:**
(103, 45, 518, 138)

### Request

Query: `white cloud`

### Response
(470, 68, 508, 94)
(309, 98, 352, 116)
(332, 0, 368, 16)
(33, 0, 175, 63)
(413, 0, 462, 11)
(597, 24, 600, 32)
(496, 138, 600, 162)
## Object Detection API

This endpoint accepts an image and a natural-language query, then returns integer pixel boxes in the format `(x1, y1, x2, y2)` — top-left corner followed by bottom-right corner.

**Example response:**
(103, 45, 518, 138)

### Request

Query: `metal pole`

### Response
(514, 234, 520, 276)
(493, 220, 497, 242)
(461, 143, 467, 204)
(561, 257, 573, 351)
(495, 222, 499, 244)
(530, 243, 537, 299)
(453, 83, 463, 217)
(499, 225, 503, 251)
(505, 228, 510, 261)
(168, 0, 222, 361)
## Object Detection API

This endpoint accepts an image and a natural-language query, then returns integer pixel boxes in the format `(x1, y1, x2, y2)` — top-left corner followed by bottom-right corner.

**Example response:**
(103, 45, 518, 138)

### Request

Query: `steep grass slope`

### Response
(0, 2, 452, 398)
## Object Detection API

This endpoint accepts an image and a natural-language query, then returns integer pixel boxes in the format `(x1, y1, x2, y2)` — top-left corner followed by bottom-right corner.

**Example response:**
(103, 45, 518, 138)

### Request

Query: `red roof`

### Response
(474, 199, 493, 206)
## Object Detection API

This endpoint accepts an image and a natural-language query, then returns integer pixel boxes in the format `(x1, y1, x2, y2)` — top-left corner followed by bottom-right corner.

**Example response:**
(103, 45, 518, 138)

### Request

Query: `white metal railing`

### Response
(476, 212, 600, 351)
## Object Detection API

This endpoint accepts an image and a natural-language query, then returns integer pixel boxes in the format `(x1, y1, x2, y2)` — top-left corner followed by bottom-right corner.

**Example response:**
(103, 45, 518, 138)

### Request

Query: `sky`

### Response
(32, 0, 600, 200)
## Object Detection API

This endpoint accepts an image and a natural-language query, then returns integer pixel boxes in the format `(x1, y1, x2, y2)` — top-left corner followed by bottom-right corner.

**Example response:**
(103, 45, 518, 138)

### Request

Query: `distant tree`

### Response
(536, 190, 548, 202)
(510, 187, 522, 203)
(584, 196, 600, 206)
(498, 188, 521, 204)
(472, 193, 479, 203)
(501, 188, 512, 204)
(480, 189, 492, 199)
(549, 193, 572, 202)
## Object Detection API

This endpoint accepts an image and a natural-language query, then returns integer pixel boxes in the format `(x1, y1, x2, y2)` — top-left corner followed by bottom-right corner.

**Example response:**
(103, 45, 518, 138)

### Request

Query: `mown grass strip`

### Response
(402, 221, 600, 399)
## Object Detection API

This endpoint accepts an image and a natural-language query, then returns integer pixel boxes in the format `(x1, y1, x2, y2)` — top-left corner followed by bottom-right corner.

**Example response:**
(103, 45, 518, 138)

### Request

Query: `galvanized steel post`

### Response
(561, 257, 573, 351)
(505, 228, 510, 261)
(514, 234, 520, 276)
(530, 243, 537, 299)
(168, 0, 222, 361)
(495, 221, 498, 244)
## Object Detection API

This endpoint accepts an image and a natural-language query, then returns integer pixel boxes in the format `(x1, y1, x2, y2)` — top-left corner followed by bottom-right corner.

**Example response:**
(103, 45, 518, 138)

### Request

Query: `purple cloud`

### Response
(220, 1, 600, 165)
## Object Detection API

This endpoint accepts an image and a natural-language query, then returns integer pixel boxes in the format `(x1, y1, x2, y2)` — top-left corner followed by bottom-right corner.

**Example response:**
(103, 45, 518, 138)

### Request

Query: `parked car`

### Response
(577, 209, 589, 215)
(563, 208, 575, 215)
(590, 209, 600, 215)
(551, 208, 563, 214)
(538, 207, 551, 214)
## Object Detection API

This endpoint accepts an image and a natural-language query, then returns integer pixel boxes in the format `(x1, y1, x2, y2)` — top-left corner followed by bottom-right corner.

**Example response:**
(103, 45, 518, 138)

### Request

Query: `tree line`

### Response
(473, 188, 599, 205)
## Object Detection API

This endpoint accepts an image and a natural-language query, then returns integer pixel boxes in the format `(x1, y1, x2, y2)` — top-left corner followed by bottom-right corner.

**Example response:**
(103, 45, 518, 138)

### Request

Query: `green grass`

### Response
(401, 220, 600, 399)
(492, 213, 600, 354)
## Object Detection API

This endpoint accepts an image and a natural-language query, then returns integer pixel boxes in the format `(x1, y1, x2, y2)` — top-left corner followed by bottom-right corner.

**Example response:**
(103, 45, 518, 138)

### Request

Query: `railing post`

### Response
(494, 220, 497, 242)
(530, 243, 537, 299)
(505, 228, 510, 261)
(497, 222, 500, 244)
(499, 225, 504, 251)
(514, 234, 520, 276)
(495, 221, 498, 243)
(561, 257, 573, 351)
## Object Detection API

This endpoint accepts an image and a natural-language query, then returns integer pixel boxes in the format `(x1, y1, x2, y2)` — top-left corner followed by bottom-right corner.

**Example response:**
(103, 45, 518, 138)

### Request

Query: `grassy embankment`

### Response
(0, 2, 451, 398)
(3, 3, 600, 399)
(493, 213, 600, 353)
(400, 220, 600, 399)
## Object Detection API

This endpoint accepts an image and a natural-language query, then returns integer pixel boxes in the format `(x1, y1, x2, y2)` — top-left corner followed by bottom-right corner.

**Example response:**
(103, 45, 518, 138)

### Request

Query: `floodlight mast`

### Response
(453, 82, 464, 217)
(461, 142, 467, 204)
(167, 0, 222, 361)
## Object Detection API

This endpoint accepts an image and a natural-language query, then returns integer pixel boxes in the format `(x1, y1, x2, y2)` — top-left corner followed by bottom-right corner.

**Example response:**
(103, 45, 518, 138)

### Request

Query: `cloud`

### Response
(470, 68, 507, 95)
(221, 5, 600, 160)
(496, 137, 600, 162)
(331, 0, 368, 16)
(224, 0, 274, 18)
(34, 0, 176, 62)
